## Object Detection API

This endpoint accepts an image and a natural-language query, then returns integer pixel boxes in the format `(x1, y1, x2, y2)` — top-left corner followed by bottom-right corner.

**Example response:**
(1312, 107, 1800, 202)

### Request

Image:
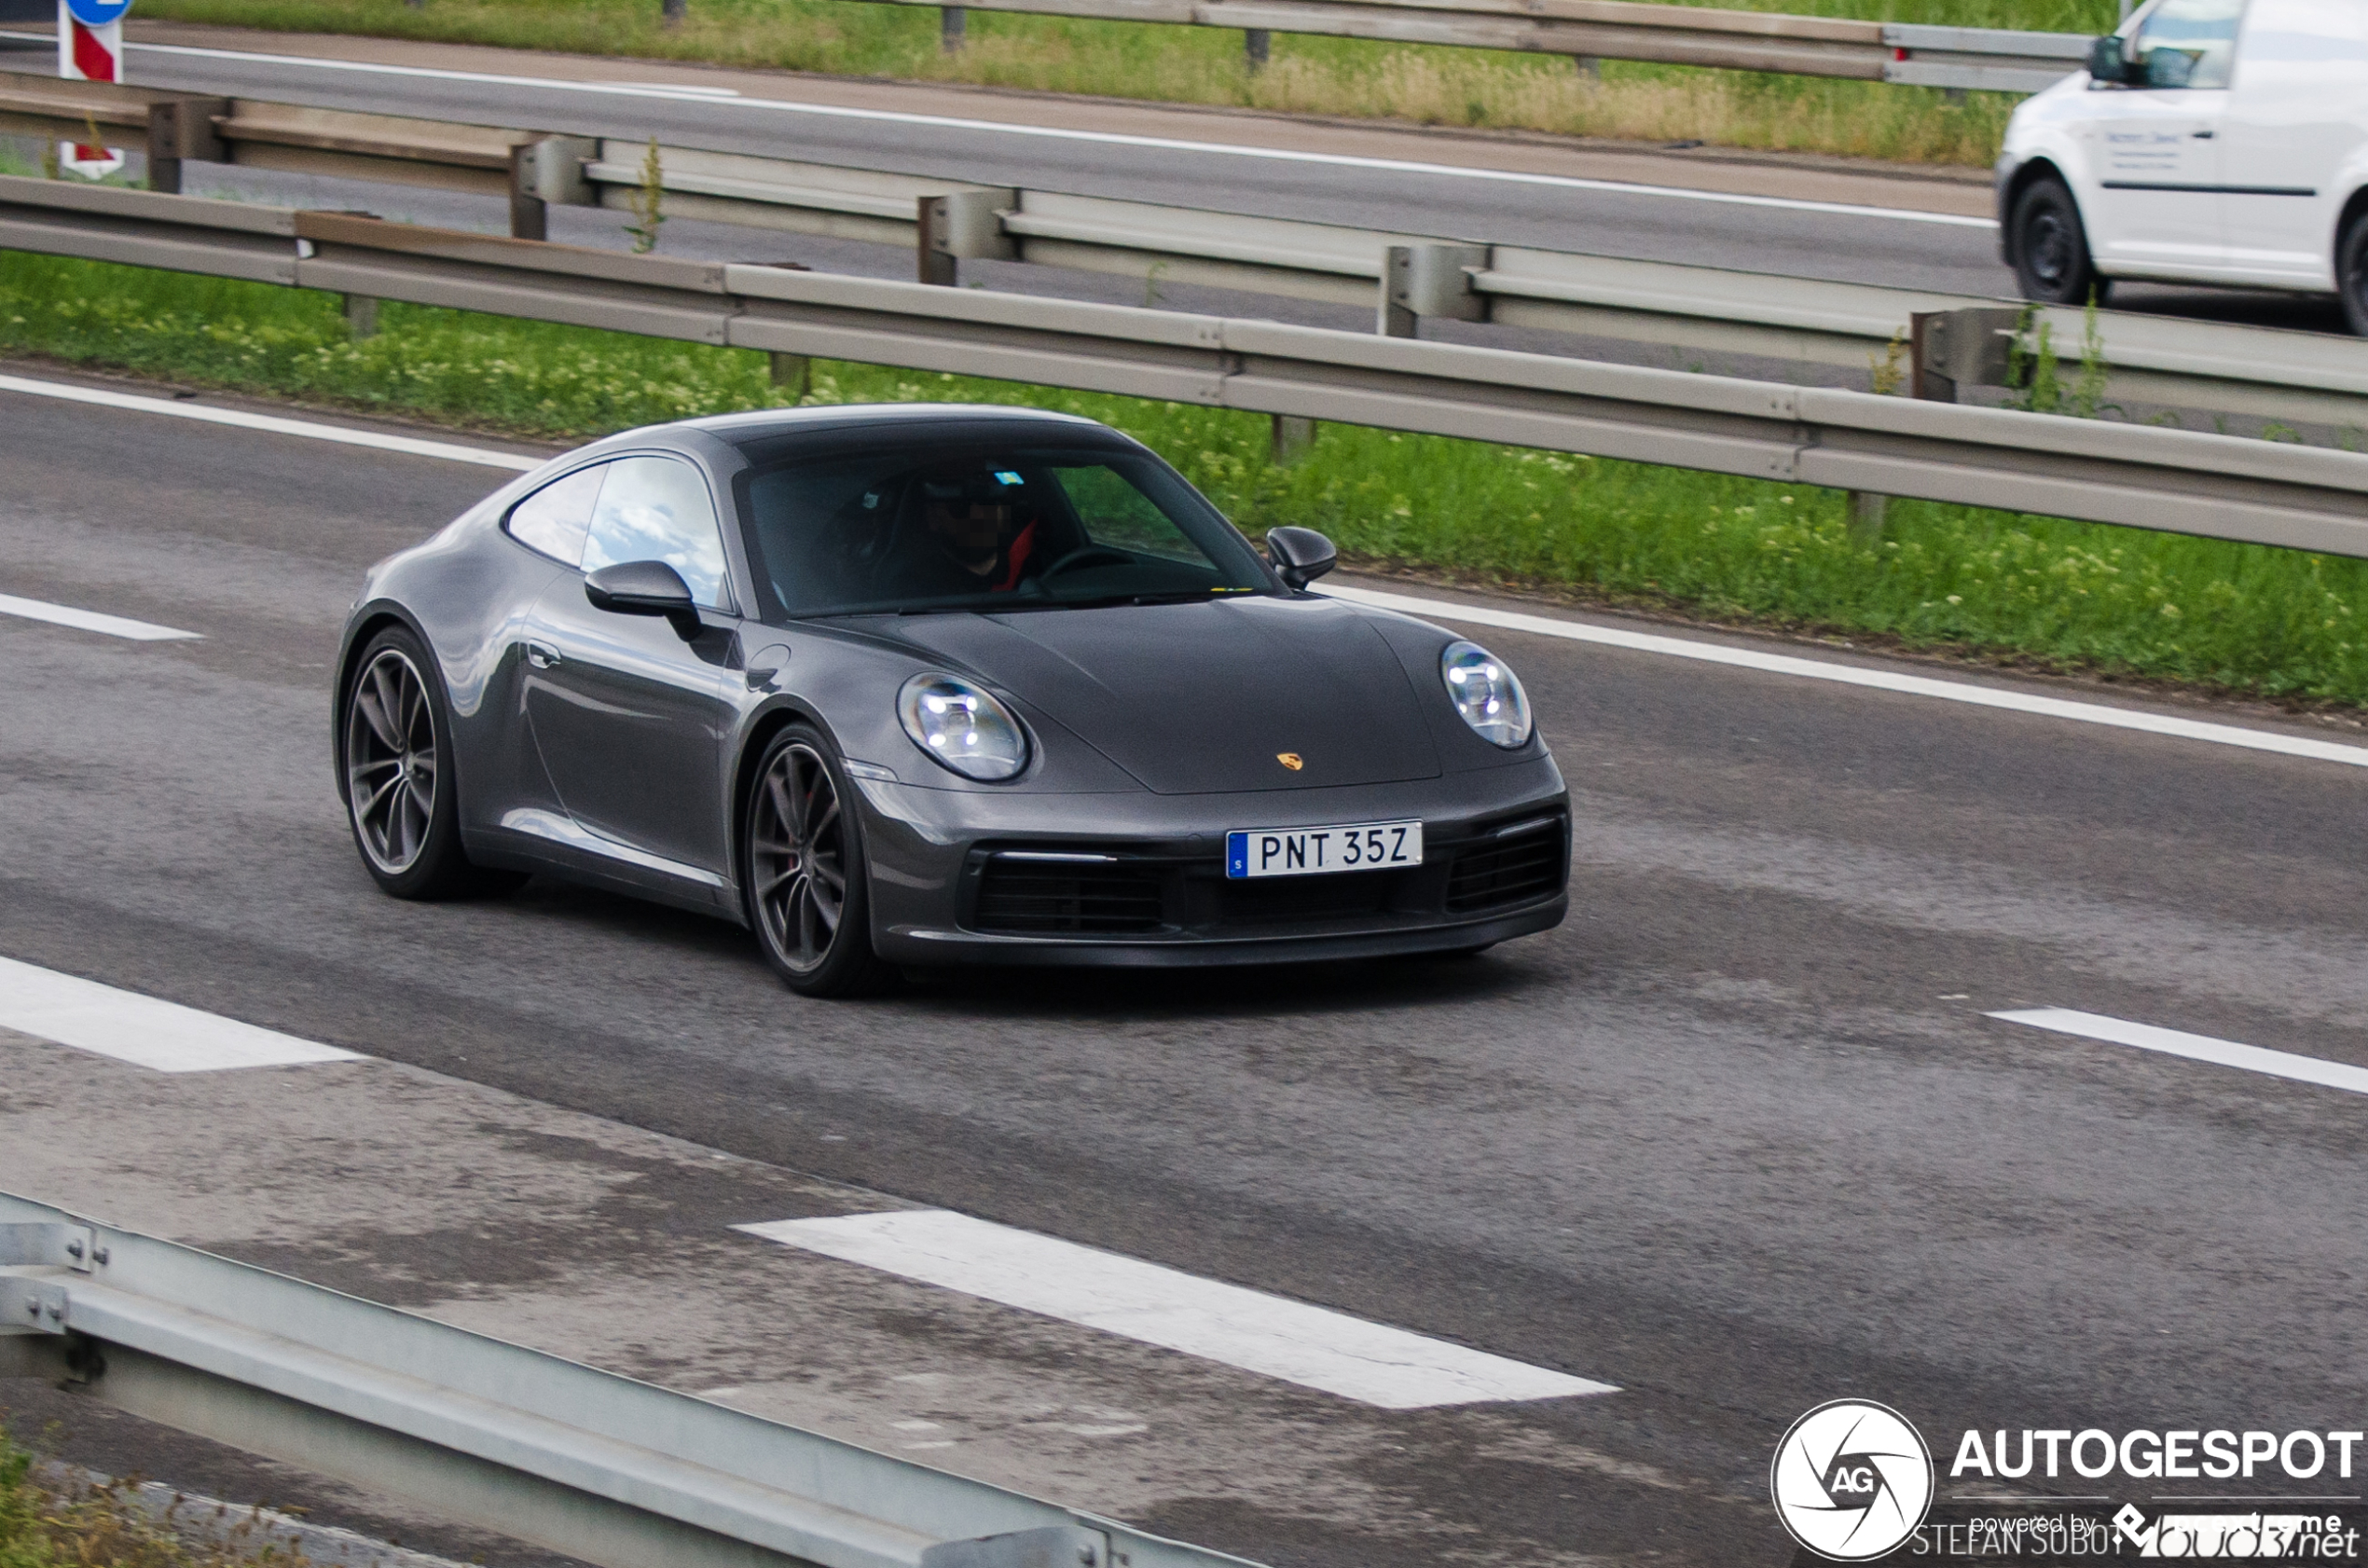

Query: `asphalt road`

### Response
(6, 369, 2368, 1567)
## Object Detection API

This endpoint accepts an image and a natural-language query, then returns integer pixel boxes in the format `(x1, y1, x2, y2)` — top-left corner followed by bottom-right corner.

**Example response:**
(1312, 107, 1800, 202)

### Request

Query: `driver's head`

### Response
(921, 475, 1025, 571)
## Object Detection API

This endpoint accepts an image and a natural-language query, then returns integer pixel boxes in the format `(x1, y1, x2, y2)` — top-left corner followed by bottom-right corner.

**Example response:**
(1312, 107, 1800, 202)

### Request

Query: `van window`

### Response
(2129, 0, 2245, 87)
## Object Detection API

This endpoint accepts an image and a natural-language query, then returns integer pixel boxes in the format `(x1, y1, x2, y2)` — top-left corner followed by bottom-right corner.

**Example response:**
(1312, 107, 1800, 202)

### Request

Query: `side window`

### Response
(503, 463, 606, 564)
(582, 456, 734, 611)
(2132, 0, 2244, 87)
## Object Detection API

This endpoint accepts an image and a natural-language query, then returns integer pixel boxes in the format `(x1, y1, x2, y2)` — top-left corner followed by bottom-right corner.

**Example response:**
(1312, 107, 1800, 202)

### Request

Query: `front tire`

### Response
(743, 724, 894, 997)
(341, 626, 491, 900)
(2010, 176, 2107, 307)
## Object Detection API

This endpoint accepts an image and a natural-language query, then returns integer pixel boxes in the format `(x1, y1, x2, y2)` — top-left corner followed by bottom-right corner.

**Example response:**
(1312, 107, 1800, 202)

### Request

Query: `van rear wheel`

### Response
(2010, 177, 2106, 307)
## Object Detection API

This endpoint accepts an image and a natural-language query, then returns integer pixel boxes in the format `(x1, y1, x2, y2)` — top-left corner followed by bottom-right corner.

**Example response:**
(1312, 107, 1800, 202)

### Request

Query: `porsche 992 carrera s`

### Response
(335, 405, 1568, 995)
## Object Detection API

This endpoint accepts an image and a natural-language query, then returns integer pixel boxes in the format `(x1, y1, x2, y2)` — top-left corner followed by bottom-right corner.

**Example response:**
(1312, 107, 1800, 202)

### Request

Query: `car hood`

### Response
(882, 595, 1442, 794)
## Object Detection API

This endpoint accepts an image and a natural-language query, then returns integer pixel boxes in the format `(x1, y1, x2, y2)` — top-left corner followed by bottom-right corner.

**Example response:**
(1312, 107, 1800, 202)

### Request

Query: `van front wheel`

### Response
(2337, 213, 2368, 337)
(2010, 177, 2105, 307)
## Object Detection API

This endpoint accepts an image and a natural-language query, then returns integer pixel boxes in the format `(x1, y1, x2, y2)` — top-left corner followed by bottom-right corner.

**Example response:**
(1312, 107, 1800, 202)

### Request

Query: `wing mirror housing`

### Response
(1265, 526, 1339, 591)
(2086, 33, 2136, 84)
(585, 559, 702, 640)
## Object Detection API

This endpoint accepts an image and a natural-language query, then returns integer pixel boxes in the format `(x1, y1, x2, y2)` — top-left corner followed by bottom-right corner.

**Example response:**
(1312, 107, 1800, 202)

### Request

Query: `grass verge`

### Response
(9, 251, 2368, 710)
(124, 0, 2048, 167)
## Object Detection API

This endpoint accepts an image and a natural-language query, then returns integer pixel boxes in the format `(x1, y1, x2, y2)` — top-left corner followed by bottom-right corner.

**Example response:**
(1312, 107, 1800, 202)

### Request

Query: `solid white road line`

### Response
(1989, 1008, 2368, 1096)
(0, 374, 544, 471)
(0, 592, 200, 641)
(739, 1208, 1614, 1409)
(1326, 583, 2368, 771)
(0, 956, 363, 1073)
(7, 33, 1995, 229)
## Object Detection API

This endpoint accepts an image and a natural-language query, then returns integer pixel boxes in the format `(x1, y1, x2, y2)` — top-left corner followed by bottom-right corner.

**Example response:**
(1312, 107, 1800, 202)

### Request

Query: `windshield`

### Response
(739, 444, 1274, 619)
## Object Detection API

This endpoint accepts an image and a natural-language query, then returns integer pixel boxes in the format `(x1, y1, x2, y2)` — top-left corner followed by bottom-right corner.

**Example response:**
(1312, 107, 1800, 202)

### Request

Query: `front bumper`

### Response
(853, 756, 1570, 968)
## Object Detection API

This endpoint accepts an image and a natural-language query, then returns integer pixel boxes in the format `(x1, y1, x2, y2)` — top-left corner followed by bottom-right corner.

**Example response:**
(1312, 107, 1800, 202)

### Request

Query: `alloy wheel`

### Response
(345, 648, 438, 874)
(750, 741, 849, 974)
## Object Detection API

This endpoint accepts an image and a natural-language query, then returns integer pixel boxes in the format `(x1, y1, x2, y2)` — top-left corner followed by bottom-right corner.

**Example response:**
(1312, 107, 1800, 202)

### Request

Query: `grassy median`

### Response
(8, 250, 2368, 709)
(125, 0, 2067, 167)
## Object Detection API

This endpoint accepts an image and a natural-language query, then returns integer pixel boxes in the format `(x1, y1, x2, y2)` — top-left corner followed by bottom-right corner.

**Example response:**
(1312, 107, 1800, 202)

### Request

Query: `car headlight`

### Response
(1439, 640, 1532, 748)
(897, 673, 1030, 781)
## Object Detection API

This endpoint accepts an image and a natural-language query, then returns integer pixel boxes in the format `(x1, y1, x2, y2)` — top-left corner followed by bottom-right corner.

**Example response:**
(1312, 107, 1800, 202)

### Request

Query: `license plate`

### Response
(1226, 819, 1423, 879)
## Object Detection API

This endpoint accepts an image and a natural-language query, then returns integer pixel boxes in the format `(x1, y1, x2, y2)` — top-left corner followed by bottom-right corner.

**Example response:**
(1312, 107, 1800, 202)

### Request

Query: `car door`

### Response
(2216, 0, 2362, 287)
(523, 453, 742, 886)
(2082, 0, 2242, 274)
(477, 461, 606, 837)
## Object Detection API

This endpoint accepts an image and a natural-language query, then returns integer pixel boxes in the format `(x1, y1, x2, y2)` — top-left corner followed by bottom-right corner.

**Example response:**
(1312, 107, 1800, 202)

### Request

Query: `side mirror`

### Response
(1265, 526, 1338, 592)
(2086, 34, 2134, 84)
(586, 559, 702, 640)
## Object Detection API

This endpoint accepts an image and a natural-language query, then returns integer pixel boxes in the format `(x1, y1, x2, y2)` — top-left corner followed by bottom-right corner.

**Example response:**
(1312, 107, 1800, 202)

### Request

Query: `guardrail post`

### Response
(141, 96, 226, 196)
(508, 134, 597, 238)
(343, 295, 380, 339)
(508, 144, 549, 241)
(1246, 29, 1271, 70)
(661, 0, 687, 24)
(1271, 415, 1315, 463)
(917, 188, 1016, 285)
(942, 7, 966, 50)
(1381, 243, 1489, 337)
(523, 135, 598, 209)
(1573, 55, 1602, 80)
(1910, 307, 2018, 402)
(771, 352, 812, 397)
(1847, 490, 1887, 539)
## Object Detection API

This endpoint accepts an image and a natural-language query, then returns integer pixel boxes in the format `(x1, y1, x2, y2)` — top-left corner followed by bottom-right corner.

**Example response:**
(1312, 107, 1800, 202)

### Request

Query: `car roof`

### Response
(684, 402, 1110, 446)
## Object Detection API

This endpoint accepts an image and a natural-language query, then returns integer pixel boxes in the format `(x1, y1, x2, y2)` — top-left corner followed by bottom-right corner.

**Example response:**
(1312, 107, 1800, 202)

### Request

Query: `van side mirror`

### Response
(586, 559, 702, 640)
(2086, 34, 2135, 84)
(1265, 527, 1338, 591)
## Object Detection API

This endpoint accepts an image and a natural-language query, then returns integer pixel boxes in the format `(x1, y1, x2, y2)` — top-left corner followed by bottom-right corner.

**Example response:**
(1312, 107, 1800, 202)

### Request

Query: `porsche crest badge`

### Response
(1276, 752, 1304, 770)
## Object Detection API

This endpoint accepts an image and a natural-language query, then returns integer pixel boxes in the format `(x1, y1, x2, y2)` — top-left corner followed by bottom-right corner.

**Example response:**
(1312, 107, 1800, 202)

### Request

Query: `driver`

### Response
(914, 473, 1039, 596)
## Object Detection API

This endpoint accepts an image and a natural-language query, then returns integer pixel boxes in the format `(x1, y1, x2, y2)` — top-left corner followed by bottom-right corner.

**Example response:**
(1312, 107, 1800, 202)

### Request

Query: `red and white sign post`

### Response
(57, 0, 131, 178)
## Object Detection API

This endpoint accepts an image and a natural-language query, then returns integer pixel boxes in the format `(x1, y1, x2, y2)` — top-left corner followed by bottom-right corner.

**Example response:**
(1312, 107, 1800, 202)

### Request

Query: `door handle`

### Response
(526, 641, 561, 669)
(2192, 129, 2215, 138)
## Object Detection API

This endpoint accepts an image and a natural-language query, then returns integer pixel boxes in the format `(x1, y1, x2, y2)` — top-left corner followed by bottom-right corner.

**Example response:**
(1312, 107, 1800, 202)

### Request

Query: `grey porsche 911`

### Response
(334, 405, 1568, 996)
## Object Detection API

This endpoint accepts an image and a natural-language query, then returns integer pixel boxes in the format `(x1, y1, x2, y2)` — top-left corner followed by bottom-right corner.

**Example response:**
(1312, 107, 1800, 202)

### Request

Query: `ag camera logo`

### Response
(1771, 1400, 1936, 1561)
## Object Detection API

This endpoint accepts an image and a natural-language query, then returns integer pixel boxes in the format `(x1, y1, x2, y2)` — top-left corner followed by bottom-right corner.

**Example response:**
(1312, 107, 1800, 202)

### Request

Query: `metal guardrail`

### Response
(5, 172, 2368, 558)
(0, 1190, 1262, 1568)
(0, 73, 585, 234)
(561, 139, 2368, 433)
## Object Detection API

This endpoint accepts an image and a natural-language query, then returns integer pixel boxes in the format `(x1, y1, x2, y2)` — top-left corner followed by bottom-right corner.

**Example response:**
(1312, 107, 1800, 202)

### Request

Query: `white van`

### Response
(1997, 0, 2368, 330)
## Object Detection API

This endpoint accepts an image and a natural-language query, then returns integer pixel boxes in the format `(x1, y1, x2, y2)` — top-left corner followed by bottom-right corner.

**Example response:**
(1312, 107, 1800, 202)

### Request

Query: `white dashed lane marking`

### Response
(1990, 1008, 2368, 1096)
(0, 593, 200, 641)
(739, 1207, 1615, 1409)
(0, 956, 364, 1072)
